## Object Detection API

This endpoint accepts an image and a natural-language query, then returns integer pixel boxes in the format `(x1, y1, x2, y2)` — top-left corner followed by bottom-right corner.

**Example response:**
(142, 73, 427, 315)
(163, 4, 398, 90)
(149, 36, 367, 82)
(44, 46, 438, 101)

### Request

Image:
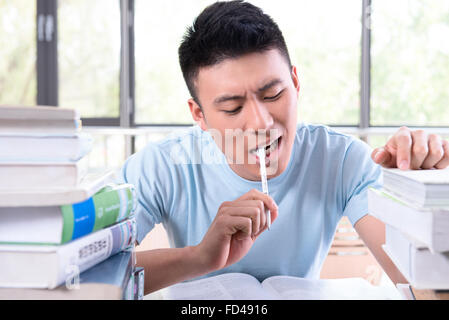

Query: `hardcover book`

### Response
(0, 218, 136, 289)
(0, 105, 81, 135)
(383, 224, 449, 290)
(0, 250, 135, 300)
(368, 187, 449, 252)
(0, 183, 136, 245)
(0, 170, 116, 207)
(0, 133, 93, 162)
(0, 156, 89, 190)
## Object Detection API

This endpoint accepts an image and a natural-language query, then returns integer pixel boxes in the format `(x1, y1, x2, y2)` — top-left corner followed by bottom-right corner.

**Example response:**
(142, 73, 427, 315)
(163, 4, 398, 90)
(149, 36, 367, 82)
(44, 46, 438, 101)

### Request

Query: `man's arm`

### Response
(354, 214, 408, 285)
(136, 246, 209, 295)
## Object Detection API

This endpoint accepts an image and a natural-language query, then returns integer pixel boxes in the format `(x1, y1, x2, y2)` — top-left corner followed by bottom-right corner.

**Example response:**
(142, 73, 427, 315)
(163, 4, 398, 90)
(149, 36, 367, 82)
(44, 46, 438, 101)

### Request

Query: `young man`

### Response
(120, 1, 449, 295)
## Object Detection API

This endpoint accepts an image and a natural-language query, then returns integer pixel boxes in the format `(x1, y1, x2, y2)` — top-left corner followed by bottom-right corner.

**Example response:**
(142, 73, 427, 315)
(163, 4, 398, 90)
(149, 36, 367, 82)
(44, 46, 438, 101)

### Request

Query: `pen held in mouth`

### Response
(257, 148, 271, 231)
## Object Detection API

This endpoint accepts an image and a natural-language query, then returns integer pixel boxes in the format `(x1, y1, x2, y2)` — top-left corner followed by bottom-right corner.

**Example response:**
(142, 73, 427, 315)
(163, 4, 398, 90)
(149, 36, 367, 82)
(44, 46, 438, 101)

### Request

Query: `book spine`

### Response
(124, 274, 135, 300)
(60, 184, 136, 243)
(134, 267, 145, 300)
(55, 217, 136, 289)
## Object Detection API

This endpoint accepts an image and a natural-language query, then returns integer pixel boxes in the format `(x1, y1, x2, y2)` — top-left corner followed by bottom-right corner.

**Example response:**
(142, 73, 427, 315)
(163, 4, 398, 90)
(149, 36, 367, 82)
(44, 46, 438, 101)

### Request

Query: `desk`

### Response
(411, 288, 449, 300)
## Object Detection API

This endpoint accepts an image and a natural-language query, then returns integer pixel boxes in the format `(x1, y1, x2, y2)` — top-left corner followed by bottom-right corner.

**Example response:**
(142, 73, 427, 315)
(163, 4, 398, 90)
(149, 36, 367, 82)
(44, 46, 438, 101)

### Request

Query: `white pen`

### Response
(257, 148, 271, 230)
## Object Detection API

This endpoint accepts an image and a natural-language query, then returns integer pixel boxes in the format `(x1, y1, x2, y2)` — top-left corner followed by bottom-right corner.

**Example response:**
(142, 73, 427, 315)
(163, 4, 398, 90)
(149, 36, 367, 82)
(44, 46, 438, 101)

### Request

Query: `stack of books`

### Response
(0, 105, 144, 300)
(368, 168, 449, 291)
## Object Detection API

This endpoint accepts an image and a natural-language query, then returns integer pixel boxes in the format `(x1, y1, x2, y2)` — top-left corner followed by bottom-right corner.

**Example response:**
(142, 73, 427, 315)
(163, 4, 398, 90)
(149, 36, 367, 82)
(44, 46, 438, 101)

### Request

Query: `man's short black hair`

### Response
(178, 0, 292, 104)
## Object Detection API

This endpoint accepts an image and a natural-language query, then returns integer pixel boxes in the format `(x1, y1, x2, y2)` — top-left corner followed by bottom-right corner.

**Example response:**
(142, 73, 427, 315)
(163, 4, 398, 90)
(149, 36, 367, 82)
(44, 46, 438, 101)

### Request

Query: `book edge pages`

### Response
(382, 167, 449, 185)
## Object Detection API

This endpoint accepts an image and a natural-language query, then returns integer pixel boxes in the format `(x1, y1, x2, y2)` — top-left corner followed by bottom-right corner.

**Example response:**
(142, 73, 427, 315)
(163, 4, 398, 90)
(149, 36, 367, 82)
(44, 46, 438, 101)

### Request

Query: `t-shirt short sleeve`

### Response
(341, 138, 382, 226)
(117, 144, 173, 244)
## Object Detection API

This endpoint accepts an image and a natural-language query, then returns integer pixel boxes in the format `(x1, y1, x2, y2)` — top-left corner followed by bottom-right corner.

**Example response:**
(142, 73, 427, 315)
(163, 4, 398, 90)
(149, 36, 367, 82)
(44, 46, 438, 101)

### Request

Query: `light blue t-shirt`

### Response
(119, 124, 381, 281)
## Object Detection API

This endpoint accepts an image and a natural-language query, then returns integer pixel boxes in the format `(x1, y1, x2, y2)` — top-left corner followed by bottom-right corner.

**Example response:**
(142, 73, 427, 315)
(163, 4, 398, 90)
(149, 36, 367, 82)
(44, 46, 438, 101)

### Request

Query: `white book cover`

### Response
(0, 218, 136, 289)
(0, 105, 80, 120)
(0, 250, 135, 300)
(0, 133, 93, 162)
(383, 224, 449, 290)
(368, 187, 449, 253)
(0, 156, 89, 190)
(0, 182, 136, 245)
(0, 170, 116, 207)
(0, 105, 81, 135)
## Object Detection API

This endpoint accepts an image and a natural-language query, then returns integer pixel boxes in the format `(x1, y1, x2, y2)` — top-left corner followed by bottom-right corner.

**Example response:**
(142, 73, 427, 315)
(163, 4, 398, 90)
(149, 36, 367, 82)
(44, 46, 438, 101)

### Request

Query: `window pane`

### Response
(58, 0, 120, 118)
(252, 0, 361, 125)
(371, 0, 449, 126)
(135, 1, 212, 124)
(0, 1, 36, 106)
(135, 0, 361, 125)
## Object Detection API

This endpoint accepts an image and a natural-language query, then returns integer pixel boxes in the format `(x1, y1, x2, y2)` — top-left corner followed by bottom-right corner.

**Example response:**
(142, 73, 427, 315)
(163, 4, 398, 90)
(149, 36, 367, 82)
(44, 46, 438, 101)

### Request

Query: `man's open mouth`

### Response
(249, 135, 282, 159)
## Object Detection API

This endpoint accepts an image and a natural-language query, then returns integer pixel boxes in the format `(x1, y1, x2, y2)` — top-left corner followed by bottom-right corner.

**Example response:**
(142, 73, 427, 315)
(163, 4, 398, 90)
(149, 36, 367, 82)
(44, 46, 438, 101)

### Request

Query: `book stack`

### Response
(0, 105, 143, 300)
(368, 168, 449, 292)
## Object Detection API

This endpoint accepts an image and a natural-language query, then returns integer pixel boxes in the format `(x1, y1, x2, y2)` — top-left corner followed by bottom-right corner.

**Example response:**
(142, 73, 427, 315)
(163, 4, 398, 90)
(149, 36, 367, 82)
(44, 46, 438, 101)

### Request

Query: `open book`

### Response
(148, 273, 402, 300)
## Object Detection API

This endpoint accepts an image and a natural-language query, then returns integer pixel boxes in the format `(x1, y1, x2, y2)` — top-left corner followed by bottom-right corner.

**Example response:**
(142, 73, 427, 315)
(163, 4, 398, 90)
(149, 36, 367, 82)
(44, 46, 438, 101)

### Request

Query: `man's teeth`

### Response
(250, 138, 279, 155)
(266, 138, 279, 153)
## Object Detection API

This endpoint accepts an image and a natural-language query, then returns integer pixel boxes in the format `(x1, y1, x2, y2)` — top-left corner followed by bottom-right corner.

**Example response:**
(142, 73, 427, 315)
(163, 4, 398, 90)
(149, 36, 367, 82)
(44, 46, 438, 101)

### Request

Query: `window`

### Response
(134, 0, 212, 124)
(134, 0, 361, 126)
(2, 0, 449, 148)
(0, 0, 36, 106)
(252, 0, 361, 125)
(58, 0, 121, 118)
(371, 0, 449, 126)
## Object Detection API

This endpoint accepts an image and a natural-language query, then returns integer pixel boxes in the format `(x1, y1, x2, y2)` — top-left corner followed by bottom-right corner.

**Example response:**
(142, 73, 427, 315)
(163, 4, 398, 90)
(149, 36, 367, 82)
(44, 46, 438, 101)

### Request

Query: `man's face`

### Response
(189, 49, 300, 181)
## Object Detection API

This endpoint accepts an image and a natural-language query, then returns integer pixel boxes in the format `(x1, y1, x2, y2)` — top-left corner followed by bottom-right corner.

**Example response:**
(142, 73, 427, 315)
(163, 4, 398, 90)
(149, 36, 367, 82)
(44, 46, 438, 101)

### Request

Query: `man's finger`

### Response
(229, 216, 253, 241)
(394, 128, 412, 170)
(410, 130, 428, 169)
(435, 140, 449, 169)
(371, 147, 393, 167)
(237, 189, 278, 221)
(223, 205, 264, 237)
(422, 134, 444, 169)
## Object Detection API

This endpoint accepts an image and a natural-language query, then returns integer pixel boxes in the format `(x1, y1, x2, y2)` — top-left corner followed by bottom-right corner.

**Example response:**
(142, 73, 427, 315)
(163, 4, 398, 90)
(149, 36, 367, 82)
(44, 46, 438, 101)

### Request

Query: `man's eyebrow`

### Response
(213, 79, 283, 105)
(214, 94, 245, 105)
(258, 78, 283, 93)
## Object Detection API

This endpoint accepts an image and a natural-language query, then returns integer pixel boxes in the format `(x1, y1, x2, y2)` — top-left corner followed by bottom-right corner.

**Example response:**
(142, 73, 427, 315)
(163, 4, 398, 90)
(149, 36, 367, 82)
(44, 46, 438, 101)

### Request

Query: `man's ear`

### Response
(291, 65, 300, 97)
(188, 98, 208, 131)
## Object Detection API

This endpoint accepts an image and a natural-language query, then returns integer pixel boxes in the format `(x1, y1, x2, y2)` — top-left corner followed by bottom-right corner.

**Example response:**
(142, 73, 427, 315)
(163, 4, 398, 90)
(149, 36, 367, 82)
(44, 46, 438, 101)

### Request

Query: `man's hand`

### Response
(371, 127, 449, 170)
(194, 189, 278, 273)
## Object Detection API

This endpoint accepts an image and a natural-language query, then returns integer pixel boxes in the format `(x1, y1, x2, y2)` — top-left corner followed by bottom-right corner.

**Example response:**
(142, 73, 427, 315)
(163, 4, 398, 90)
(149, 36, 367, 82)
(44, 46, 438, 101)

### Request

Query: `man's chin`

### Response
(266, 159, 286, 178)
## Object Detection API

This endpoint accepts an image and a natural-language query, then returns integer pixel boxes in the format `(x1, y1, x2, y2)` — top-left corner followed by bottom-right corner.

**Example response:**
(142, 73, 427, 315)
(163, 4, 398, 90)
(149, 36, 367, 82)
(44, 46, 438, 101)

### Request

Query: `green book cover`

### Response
(61, 183, 136, 243)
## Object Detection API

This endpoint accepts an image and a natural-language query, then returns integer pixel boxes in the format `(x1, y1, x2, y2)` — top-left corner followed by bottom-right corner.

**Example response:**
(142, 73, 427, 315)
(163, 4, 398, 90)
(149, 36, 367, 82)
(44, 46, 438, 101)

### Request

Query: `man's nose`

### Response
(244, 98, 274, 131)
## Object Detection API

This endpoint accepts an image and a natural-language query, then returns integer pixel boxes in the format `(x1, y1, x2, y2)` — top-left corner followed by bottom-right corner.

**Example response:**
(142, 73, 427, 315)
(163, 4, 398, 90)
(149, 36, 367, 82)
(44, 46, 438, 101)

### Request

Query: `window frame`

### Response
(32, 0, 449, 135)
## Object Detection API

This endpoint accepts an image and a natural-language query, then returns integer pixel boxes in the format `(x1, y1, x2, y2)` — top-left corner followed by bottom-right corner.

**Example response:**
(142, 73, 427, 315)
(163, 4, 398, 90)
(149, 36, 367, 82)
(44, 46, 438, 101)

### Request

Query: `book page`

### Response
(159, 273, 278, 300)
(261, 276, 403, 300)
